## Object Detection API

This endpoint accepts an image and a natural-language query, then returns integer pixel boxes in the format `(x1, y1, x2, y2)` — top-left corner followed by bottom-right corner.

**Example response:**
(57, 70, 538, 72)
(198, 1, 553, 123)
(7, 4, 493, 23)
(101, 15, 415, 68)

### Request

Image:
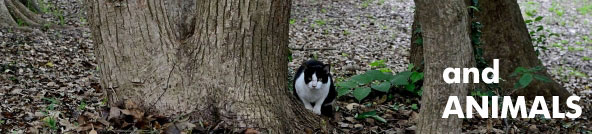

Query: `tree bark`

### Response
(0, 0, 48, 28)
(474, 0, 571, 100)
(0, 0, 17, 27)
(414, 0, 473, 133)
(408, 9, 423, 72)
(409, 0, 571, 100)
(86, 0, 328, 132)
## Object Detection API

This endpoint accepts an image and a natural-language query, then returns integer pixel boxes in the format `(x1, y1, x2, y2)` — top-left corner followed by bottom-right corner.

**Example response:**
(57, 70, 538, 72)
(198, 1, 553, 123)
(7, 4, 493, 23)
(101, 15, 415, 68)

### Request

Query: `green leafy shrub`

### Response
(336, 64, 423, 102)
(525, 16, 559, 55)
(510, 66, 552, 89)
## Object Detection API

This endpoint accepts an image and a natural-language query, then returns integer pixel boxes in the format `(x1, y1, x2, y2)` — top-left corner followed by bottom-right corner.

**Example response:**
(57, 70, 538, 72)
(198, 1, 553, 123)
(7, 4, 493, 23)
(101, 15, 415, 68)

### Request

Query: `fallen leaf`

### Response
(108, 107, 121, 120)
(244, 128, 259, 134)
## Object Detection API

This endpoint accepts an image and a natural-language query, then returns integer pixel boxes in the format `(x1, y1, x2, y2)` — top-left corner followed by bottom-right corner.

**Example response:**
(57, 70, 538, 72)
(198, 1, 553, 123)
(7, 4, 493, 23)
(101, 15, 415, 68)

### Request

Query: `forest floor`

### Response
(0, 0, 589, 133)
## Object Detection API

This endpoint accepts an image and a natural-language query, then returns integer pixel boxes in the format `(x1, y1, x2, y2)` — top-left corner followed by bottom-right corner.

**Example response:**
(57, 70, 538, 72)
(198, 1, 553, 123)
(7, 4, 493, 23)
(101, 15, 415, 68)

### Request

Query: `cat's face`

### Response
(303, 64, 331, 90)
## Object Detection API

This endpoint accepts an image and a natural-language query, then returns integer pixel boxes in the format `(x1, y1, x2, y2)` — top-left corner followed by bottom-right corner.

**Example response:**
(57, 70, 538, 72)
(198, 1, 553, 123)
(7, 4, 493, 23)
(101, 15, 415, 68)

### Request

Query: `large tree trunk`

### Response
(409, 0, 571, 100)
(475, 0, 571, 100)
(414, 0, 473, 133)
(86, 0, 327, 132)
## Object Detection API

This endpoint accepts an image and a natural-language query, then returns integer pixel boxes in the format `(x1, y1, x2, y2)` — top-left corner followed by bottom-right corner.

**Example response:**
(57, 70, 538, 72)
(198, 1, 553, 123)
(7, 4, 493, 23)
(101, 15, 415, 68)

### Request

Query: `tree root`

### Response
(5, 0, 43, 27)
(1, 0, 73, 30)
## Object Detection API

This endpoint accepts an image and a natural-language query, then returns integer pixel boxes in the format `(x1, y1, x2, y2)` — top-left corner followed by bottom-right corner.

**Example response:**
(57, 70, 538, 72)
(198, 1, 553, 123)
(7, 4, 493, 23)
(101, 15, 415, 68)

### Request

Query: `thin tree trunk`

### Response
(475, 0, 571, 100)
(86, 0, 327, 132)
(414, 0, 473, 133)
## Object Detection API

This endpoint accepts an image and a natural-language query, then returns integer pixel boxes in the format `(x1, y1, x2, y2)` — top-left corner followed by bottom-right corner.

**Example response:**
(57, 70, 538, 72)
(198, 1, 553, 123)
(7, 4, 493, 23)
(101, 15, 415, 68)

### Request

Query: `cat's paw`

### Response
(305, 105, 314, 110)
(313, 109, 322, 115)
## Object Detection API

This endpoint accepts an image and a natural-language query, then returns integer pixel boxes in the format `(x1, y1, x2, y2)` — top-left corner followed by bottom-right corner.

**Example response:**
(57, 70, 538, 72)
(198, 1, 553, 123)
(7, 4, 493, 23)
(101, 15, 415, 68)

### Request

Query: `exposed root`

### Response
(5, 0, 42, 27)
(1, 0, 74, 30)
(19, 0, 40, 13)
(0, 0, 17, 26)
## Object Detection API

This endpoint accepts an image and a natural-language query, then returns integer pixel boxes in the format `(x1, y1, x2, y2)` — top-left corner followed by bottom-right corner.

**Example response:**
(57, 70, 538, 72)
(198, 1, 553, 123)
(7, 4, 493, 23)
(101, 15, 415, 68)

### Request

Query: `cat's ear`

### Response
(323, 64, 331, 73)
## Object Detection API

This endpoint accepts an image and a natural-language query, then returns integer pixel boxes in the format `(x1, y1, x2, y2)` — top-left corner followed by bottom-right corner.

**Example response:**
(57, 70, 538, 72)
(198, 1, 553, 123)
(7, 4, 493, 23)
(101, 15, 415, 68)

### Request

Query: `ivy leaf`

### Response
(405, 84, 416, 92)
(364, 70, 384, 80)
(533, 74, 552, 83)
(514, 81, 522, 89)
(351, 74, 372, 85)
(536, 26, 544, 32)
(365, 70, 391, 81)
(337, 87, 352, 97)
(410, 104, 419, 110)
(526, 11, 535, 17)
(524, 19, 533, 24)
(336, 81, 358, 89)
(390, 71, 412, 86)
(353, 87, 371, 102)
(534, 16, 544, 22)
(517, 73, 533, 89)
(410, 72, 424, 83)
(371, 82, 391, 92)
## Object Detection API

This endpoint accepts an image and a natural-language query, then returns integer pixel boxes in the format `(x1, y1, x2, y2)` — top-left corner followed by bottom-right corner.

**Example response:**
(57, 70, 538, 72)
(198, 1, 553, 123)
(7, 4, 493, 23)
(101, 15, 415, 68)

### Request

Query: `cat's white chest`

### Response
(294, 73, 331, 103)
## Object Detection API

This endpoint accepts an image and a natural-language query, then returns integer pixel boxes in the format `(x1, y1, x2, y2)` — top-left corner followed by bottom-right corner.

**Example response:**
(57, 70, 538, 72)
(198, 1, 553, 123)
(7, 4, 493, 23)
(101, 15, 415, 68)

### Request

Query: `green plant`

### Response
(510, 66, 552, 89)
(361, 0, 374, 8)
(368, 60, 386, 68)
(0, 119, 5, 124)
(287, 49, 293, 62)
(289, 19, 296, 25)
(42, 97, 60, 131)
(39, 0, 53, 13)
(369, 60, 391, 72)
(355, 110, 387, 123)
(56, 10, 65, 26)
(100, 97, 108, 106)
(583, 56, 591, 61)
(525, 16, 558, 55)
(314, 19, 326, 26)
(577, 3, 592, 15)
(410, 103, 419, 110)
(343, 30, 351, 36)
(78, 100, 87, 111)
(44, 116, 58, 130)
(336, 63, 423, 102)
(548, 2, 564, 17)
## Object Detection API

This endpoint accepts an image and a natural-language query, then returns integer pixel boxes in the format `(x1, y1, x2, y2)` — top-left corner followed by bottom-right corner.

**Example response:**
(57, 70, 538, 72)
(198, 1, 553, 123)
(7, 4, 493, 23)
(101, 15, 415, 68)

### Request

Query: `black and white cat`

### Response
(293, 60, 336, 116)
